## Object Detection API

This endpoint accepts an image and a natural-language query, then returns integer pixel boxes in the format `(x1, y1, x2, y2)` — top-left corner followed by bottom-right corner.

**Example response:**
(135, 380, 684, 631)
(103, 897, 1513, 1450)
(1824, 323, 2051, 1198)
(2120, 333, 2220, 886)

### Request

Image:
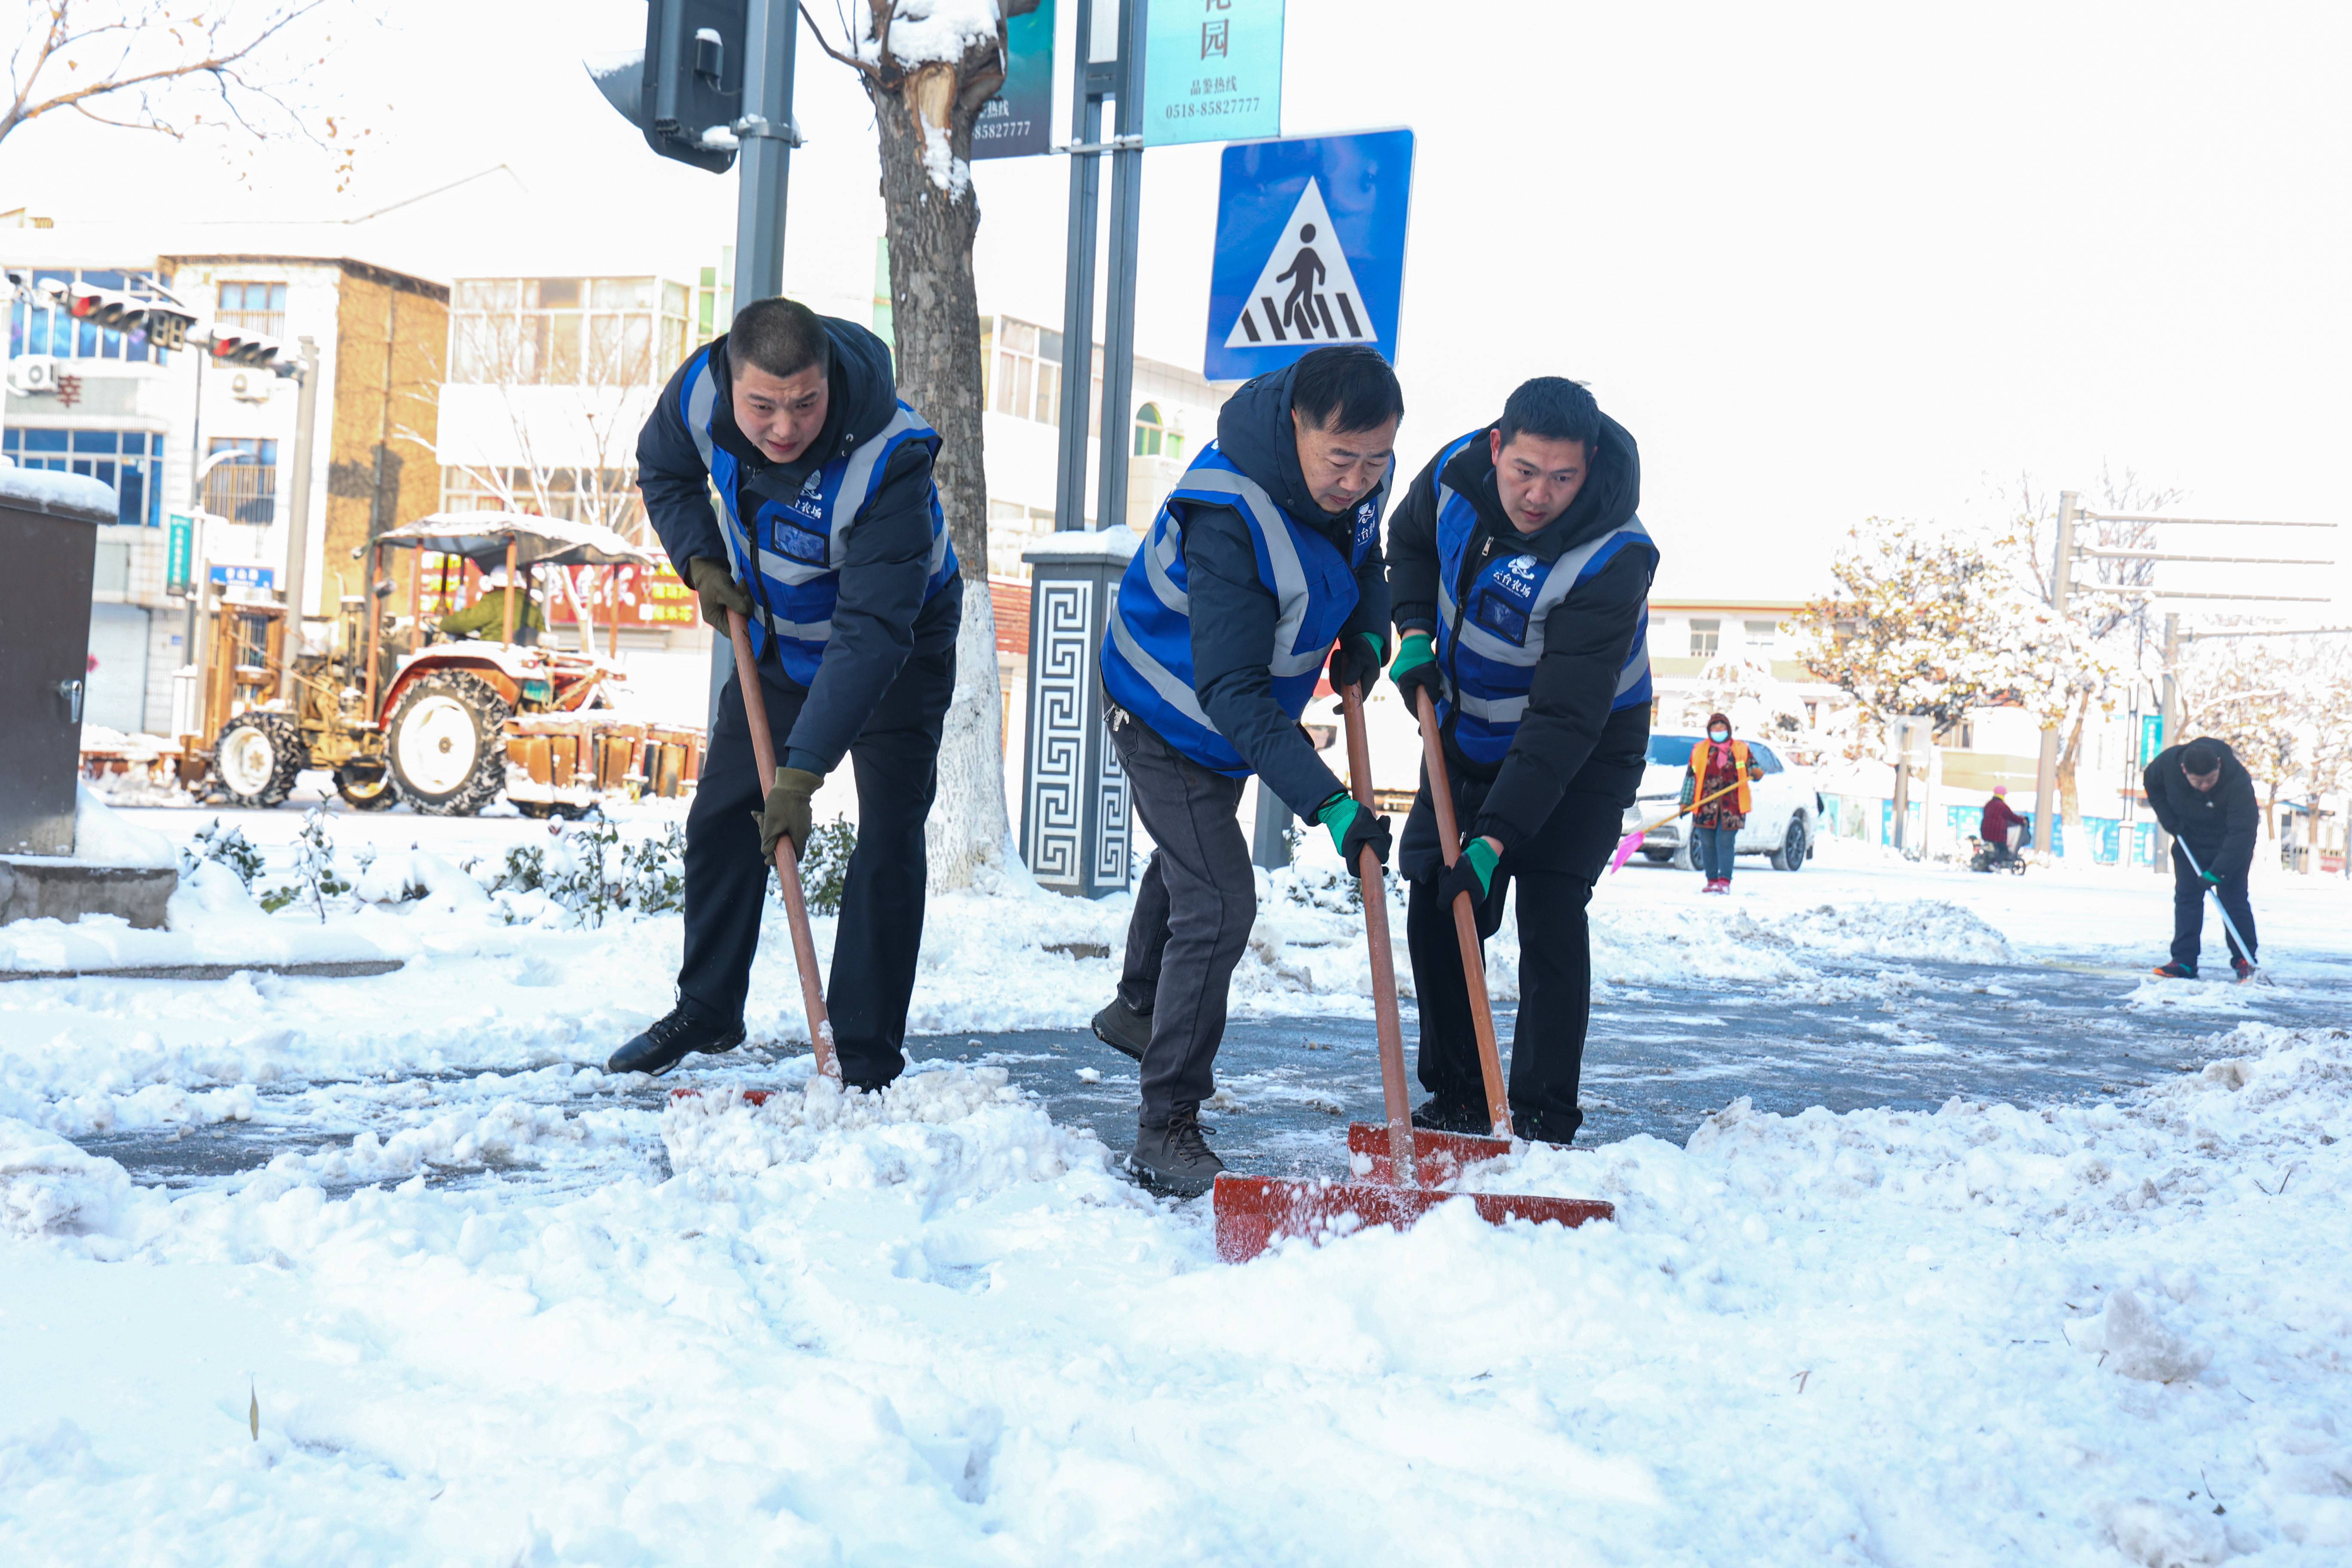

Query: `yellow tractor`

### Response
(199, 513, 703, 816)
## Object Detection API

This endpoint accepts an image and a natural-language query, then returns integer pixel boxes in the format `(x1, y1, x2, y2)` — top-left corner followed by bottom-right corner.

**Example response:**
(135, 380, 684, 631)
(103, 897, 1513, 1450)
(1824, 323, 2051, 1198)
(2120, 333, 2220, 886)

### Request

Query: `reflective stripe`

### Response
(827, 406, 922, 567)
(1108, 606, 1215, 731)
(1169, 464, 1321, 675)
(1615, 639, 1650, 698)
(1143, 512, 1187, 614)
(684, 351, 718, 474)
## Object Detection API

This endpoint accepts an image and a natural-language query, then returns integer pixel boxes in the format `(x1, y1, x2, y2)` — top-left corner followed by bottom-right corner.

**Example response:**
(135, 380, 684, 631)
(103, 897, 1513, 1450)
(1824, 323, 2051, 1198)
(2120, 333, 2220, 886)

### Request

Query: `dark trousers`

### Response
(1693, 824, 1739, 881)
(2171, 842, 2257, 967)
(1400, 768, 1626, 1142)
(1108, 709, 1254, 1127)
(677, 643, 955, 1087)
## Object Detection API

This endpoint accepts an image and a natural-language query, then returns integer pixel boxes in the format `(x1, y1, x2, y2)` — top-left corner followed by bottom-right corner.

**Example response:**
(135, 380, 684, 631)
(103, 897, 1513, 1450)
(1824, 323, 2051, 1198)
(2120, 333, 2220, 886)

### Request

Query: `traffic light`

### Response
(589, 0, 746, 174)
(206, 331, 281, 369)
(65, 281, 197, 351)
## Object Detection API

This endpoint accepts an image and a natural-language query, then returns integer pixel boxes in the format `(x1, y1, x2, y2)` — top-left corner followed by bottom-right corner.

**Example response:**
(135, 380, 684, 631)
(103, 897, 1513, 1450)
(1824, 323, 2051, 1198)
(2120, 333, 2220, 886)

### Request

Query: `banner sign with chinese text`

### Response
(1145, 0, 1283, 147)
(973, 0, 1056, 159)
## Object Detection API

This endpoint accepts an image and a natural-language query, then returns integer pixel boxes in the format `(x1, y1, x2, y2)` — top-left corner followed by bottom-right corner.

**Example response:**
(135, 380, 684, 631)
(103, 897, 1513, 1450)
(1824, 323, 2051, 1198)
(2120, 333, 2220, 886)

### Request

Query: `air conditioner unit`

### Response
(5, 355, 60, 395)
(228, 370, 273, 403)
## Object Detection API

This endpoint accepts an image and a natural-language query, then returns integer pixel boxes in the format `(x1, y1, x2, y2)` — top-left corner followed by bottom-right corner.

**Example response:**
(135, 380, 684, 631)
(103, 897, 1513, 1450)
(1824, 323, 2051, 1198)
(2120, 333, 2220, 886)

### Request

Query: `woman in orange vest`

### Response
(1681, 712, 1764, 893)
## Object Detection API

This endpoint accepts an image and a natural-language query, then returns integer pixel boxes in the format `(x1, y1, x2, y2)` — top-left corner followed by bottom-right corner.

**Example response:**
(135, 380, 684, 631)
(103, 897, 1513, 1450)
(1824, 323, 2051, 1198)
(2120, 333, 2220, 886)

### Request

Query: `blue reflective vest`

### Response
(677, 346, 957, 686)
(1102, 443, 1382, 778)
(1431, 429, 1657, 768)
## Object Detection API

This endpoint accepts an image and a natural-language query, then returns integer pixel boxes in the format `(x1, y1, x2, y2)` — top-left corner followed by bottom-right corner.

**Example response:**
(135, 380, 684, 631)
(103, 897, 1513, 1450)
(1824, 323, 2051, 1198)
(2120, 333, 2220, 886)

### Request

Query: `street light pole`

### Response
(276, 337, 321, 700)
(2031, 490, 2077, 855)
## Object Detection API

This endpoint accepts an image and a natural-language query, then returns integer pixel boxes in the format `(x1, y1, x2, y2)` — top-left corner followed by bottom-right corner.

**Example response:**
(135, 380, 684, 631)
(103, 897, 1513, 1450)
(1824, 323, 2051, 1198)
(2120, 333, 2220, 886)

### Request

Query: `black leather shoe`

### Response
(607, 1004, 746, 1077)
(1091, 998, 1152, 1062)
(1411, 1096, 1488, 1135)
(1513, 1108, 1582, 1148)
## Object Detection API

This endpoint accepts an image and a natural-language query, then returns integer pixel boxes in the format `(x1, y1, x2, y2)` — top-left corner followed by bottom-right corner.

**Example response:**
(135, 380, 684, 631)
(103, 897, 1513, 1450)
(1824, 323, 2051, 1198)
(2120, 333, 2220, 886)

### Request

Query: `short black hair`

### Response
(730, 297, 832, 382)
(1290, 346, 1403, 434)
(2181, 738, 2224, 775)
(1497, 376, 1601, 454)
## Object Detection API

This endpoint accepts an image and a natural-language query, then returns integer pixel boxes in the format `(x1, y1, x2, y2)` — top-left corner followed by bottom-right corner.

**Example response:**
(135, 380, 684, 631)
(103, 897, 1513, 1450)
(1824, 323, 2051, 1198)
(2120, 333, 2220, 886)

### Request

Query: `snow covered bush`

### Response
(792, 817, 857, 916)
(259, 808, 352, 921)
(179, 817, 262, 890)
(468, 815, 690, 927)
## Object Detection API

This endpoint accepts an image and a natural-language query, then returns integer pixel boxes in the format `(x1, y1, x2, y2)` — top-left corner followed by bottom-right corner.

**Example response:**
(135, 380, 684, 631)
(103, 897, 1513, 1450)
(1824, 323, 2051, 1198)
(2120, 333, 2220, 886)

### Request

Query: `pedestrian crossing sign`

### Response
(1205, 129, 1414, 383)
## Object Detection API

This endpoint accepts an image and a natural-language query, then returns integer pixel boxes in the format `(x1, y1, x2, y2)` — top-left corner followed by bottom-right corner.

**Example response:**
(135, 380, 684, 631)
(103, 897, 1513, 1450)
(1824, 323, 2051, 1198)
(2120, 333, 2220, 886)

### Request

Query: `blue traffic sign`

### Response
(1204, 129, 1414, 383)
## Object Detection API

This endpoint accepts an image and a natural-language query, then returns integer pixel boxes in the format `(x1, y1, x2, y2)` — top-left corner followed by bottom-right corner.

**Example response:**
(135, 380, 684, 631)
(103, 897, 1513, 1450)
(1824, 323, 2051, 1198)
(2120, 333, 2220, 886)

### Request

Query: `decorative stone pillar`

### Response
(1019, 529, 1138, 897)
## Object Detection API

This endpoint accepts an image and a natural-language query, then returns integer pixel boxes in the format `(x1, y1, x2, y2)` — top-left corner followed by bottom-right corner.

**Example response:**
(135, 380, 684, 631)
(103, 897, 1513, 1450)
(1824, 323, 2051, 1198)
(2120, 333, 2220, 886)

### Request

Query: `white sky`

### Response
(7, 0, 2348, 606)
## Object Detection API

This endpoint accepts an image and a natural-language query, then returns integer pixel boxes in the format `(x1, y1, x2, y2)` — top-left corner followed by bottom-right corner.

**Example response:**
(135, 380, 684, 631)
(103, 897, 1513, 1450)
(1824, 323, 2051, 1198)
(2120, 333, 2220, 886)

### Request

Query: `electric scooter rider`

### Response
(1387, 377, 1657, 1145)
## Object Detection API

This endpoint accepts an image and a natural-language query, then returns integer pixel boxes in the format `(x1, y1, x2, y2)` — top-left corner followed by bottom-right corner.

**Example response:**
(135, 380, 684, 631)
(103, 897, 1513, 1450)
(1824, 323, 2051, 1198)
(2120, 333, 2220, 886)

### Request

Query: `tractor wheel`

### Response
(386, 672, 512, 817)
(212, 710, 307, 808)
(335, 765, 398, 812)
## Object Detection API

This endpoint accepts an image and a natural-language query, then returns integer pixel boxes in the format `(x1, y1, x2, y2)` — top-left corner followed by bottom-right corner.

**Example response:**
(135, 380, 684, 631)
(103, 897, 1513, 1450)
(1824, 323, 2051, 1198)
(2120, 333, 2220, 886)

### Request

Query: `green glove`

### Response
(1438, 836, 1500, 906)
(1390, 631, 1442, 710)
(2200, 869, 2223, 886)
(758, 766, 821, 861)
(688, 555, 754, 633)
(1316, 791, 1393, 869)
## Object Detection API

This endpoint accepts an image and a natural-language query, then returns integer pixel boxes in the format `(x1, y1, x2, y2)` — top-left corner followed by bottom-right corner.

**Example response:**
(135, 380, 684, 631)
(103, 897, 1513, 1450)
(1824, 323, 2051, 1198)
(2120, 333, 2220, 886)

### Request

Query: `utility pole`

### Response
(276, 337, 321, 700)
(2154, 611, 2180, 872)
(1019, 0, 1146, 897)
(704, 0, 799, 730)
(2030, 490, 2077, 858)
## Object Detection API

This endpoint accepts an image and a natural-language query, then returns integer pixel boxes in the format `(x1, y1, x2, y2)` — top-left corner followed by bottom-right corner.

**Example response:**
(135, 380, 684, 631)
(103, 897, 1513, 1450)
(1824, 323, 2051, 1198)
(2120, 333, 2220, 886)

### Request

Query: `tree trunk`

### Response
(867, 64, 1010, 892)
(2056, 695, 2089, 861)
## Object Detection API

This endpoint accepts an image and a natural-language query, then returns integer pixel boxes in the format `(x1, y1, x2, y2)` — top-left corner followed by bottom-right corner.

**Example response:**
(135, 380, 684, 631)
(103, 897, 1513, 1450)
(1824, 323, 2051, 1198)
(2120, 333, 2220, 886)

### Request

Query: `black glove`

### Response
(688, 555, 754, 633)
(1327, 631, 1387, 698)
(1437, 836, 1500, 909)
(1317, 793, 1393, 871)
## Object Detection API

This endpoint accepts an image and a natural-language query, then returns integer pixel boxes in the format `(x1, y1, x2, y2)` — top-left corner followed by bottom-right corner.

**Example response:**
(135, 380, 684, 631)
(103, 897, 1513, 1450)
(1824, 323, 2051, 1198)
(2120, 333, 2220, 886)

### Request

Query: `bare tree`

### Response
(802, 0, 1041, 891)
(2, 1, 371, 184)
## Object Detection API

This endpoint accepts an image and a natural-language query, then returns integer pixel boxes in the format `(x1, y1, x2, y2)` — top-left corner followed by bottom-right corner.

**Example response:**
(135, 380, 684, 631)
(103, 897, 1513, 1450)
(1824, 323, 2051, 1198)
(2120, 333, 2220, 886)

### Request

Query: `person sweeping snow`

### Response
(607, 297, 962, 1085)
(1681, 714, 1764, 893)
(1087, 346, 1404, 1193)
(1384, 377, 1658, 1145)
(2144, 736, 2260, 980)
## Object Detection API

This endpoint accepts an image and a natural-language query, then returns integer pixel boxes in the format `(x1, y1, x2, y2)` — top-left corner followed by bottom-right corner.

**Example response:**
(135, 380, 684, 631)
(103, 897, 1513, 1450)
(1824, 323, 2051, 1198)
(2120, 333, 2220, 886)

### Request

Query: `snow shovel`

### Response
(1210, 682, 1614, 1263)
(723, 606, 840, 1080)
(1413, 684, 1514, 1145)
(1607, 780, 1745, 874)
(2173, 839, 2269, 986)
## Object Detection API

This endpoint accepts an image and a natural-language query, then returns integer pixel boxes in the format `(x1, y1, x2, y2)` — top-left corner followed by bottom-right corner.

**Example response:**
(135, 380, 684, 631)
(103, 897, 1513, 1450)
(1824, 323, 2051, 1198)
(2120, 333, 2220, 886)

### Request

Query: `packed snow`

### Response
(2, 799, 2349, 1562)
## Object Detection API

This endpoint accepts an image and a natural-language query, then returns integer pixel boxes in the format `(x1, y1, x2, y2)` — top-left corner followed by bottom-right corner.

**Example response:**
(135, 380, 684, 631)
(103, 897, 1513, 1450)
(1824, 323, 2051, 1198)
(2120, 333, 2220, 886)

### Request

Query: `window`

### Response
(989, 316, 1063, 427)
(1749, 744, 1784, 774)
(448, 276, 691, 387)
(203, 437, 278, 524)
(3, 426, 164, 526)
(8, 268, 175, 364)
(986, 497, 1060, 579)
(1134, 402, 1164, 457)
(1744, 618, 1779, 651)
(1688, 619, 1719, 658)
(215, 280, 286, 339)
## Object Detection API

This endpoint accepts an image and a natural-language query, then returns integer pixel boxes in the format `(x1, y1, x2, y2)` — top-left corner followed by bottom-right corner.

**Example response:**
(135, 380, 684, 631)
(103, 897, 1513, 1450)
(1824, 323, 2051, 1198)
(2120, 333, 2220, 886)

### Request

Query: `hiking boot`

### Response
(1091, 998, 1153, 1062)
(607, 1003, 746, 1077)
(1513, 1108, 1582, 1148)
(2152, 960, 2198, 980)
(1127, 1109, 1224, 1197)
(1411, 1096, 1487, 1135)
(2232, 957, 2257, 982)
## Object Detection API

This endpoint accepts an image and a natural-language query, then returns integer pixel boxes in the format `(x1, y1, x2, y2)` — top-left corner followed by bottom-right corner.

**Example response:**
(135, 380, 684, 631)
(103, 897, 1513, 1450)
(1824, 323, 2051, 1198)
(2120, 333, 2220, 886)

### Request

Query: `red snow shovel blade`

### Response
(668, 1087, 774, 1106)
(1344, 1121, 1512, 1185)
(1213, 1174, 1613, 1264)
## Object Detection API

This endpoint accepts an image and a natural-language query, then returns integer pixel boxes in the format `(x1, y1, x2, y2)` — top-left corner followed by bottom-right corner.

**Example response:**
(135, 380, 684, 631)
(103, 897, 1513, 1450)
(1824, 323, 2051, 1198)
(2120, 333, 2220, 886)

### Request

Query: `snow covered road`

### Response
(4, 800, 2350, 1563)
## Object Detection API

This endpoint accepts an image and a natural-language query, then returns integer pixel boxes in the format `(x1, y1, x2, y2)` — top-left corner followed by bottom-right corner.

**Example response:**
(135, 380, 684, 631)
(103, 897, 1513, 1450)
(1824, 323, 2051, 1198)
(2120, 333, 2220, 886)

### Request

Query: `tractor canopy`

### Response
(370, 512, 662, 571)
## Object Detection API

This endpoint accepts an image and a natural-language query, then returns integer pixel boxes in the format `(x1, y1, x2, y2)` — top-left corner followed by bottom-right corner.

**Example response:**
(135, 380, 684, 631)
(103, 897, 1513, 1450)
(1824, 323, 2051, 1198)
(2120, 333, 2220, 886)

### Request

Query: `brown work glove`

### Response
(687, 555, 753, 632)
(757, 766, 822, 863)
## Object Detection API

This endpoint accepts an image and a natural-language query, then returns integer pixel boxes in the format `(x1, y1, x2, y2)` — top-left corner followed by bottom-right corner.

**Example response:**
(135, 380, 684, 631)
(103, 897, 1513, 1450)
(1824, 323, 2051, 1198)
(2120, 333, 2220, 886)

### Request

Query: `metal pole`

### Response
(2031, 490, 2076, 854)
(2155, 611, 2180, 872)
(1093, 0, 1146, 536)
(1053, 0, 1106, 532)
(707, 0, 798, 730)
(276, 338, 322, 699)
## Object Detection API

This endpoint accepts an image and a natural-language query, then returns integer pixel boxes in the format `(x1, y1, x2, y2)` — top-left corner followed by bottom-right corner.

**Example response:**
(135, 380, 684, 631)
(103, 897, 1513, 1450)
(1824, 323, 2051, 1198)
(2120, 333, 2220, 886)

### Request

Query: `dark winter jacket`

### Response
(1179, 363, 1392, 818)
(2144, 740, 2260, 879)
(1980, 794, 2025, 845)
(1388, 414, 1653, 849)
(637, 318, 962, 773)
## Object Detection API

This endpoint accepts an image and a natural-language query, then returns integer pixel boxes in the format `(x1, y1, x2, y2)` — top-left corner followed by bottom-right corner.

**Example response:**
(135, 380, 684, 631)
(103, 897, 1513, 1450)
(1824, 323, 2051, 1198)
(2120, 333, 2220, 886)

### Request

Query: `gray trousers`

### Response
(1108, 708, 1255, 1127)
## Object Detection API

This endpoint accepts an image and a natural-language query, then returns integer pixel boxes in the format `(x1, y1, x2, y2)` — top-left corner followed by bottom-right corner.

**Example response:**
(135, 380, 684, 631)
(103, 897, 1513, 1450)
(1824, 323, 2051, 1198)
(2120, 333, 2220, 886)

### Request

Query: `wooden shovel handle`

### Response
(1415, 687, 1512, 1140)
(726, 609, 839, 1082)
(1338, 682, 1415, 1186)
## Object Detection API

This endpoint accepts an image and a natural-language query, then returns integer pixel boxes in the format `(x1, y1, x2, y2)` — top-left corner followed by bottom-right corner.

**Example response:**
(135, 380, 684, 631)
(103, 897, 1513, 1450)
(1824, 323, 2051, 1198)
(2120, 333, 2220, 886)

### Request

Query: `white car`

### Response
(1627, 732, 1819, 871)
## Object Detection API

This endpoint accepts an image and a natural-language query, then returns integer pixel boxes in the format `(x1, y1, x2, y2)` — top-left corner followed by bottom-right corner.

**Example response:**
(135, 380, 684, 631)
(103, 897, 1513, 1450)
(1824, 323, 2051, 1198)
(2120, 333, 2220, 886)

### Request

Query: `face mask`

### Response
(1710, 730, 1729, 743)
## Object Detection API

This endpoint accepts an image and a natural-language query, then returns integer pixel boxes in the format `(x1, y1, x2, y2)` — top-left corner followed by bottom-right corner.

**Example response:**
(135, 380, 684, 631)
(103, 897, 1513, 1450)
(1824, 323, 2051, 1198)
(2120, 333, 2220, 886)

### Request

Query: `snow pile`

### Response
(1754, 898, 2016, 962)
(64, 784, 177, 869)
(0, 465, 114, 517)
(664, 1064, 1109, 1203)
(0, 1117, 131, 1238)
